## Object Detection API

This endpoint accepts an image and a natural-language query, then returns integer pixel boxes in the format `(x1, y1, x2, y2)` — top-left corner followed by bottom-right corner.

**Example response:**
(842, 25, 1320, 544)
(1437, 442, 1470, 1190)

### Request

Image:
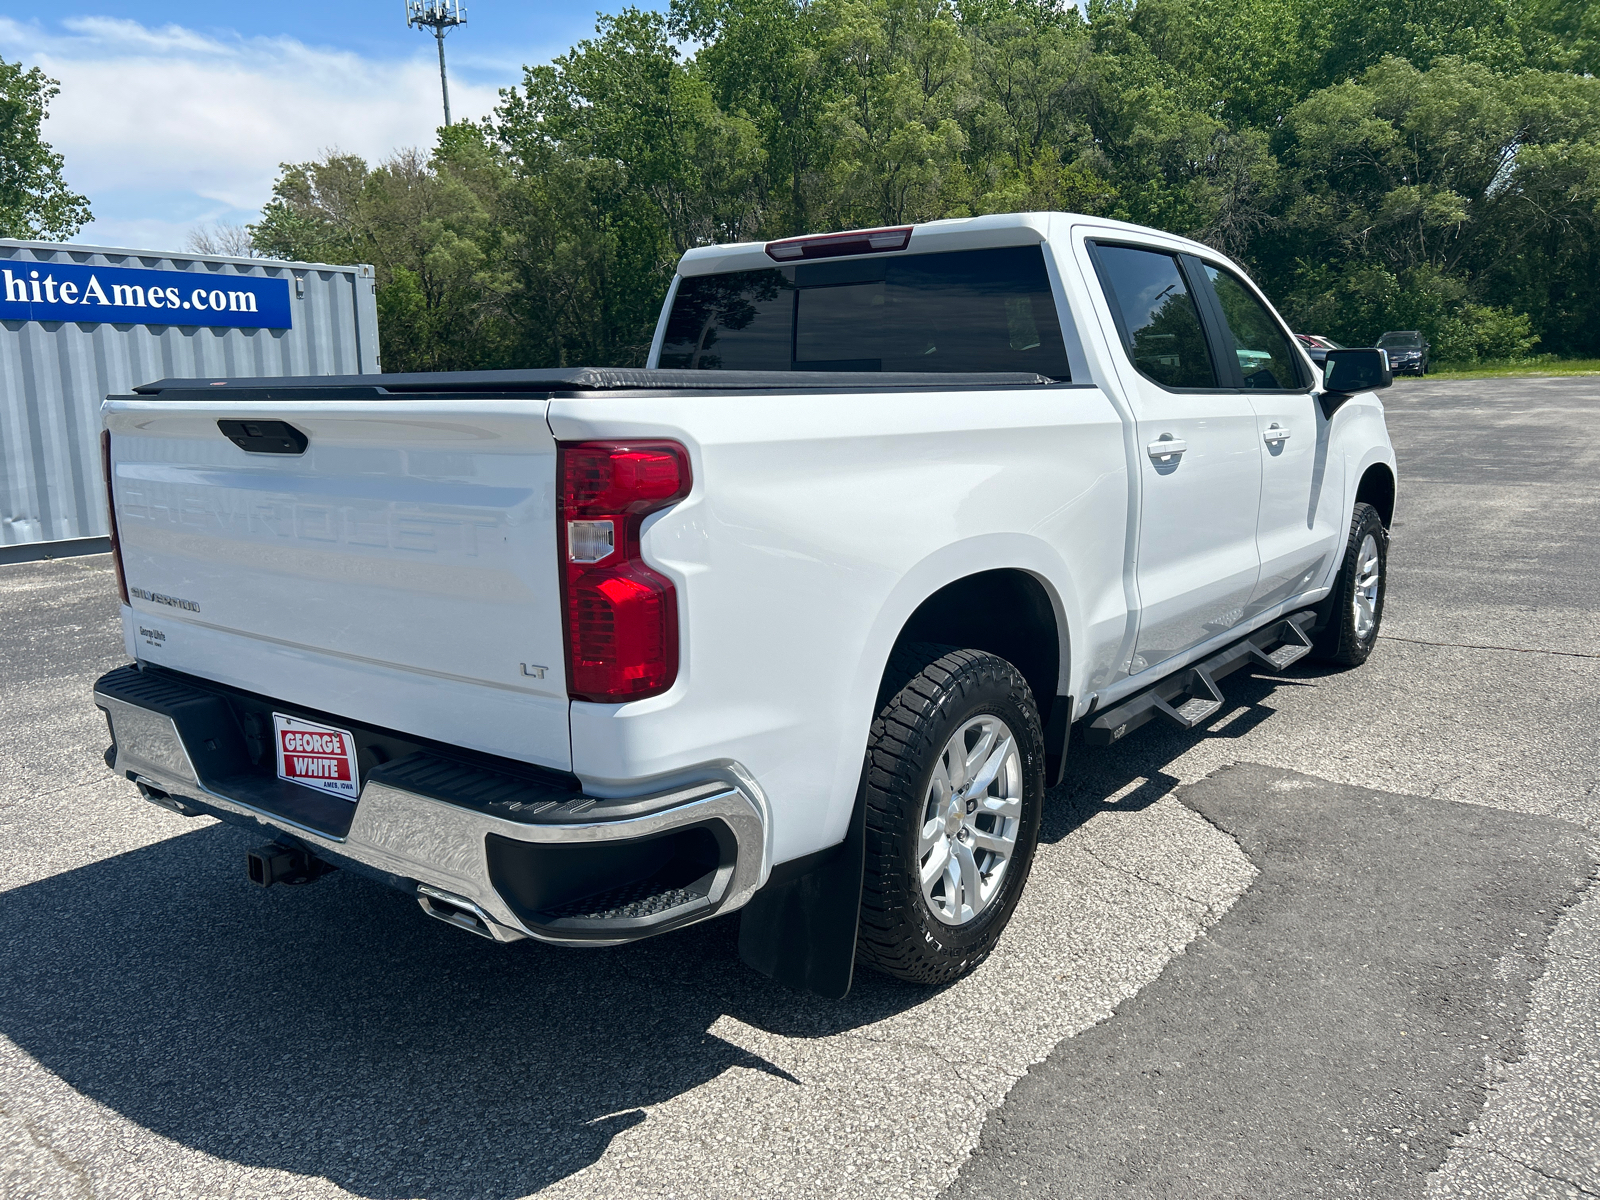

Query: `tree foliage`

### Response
(253, 0, 1600, 371)
(0, 58, 91, 240)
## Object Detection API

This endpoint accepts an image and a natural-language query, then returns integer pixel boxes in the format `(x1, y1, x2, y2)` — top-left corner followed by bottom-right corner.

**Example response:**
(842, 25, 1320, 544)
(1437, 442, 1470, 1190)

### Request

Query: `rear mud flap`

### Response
(737, 789, 866, 1000)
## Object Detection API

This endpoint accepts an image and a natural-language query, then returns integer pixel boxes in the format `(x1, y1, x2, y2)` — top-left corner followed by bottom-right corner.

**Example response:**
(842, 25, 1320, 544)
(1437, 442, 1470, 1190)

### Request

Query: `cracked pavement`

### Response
(950, 766, 1594, 1199)
(949, 374, 1600, 1200)
(1, 376, 1596, 1199)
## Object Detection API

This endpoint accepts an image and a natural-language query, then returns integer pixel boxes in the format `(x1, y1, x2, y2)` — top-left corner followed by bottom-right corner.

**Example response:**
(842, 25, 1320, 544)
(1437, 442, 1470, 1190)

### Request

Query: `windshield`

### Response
(1379, 333, 1421, 348)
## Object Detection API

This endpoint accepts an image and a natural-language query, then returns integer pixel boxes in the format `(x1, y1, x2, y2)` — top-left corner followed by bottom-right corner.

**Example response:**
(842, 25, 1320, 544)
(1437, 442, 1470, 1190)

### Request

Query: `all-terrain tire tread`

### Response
(855, 643, 1044, 985)
(1313, 501, 1388, 666)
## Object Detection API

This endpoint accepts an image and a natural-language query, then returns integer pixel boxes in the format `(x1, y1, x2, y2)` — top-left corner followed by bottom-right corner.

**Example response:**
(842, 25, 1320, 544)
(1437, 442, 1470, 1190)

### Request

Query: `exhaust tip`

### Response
(416, 884, 519, 941)
(135, 779, 202, 817)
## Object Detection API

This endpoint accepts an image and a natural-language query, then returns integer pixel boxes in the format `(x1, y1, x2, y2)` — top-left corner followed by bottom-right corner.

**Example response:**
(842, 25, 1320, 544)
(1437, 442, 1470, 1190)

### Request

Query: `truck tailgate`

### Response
(103, 397, 569, 770)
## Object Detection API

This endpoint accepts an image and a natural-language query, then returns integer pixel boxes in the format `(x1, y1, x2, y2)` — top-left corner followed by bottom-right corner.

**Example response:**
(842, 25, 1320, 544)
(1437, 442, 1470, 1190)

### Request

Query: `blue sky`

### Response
(1, 3, 653, 250)
(30, 1, 632, 78)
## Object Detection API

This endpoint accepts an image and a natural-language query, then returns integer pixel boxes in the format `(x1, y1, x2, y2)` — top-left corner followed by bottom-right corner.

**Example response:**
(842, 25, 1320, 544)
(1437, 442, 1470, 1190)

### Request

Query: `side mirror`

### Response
(1320, 347, 1391, 416)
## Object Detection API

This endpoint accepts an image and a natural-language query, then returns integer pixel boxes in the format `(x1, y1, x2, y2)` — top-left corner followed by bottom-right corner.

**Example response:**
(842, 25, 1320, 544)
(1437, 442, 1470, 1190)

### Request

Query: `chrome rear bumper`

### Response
(94, 666, 766, 946)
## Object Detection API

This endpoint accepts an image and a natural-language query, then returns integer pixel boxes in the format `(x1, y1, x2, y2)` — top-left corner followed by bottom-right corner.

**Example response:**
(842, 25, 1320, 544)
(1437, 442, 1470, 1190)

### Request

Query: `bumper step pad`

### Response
(544, 875, 711, 922)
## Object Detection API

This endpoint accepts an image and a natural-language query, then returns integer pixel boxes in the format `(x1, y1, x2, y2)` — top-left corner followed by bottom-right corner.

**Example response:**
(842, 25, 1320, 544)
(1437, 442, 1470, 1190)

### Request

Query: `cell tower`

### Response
(406, 0, 467, 126)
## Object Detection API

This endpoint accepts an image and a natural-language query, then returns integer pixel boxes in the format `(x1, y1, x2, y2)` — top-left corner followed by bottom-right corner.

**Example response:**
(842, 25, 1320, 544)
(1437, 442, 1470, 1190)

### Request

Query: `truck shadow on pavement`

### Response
(0, 817, 940, 1198)
(0, 664, 1331, 1199)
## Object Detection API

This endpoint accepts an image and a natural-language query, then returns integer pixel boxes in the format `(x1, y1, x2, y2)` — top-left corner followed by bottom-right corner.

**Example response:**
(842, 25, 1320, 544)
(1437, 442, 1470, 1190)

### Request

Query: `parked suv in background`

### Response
(1378, 331, 1429, 374)
(94, 212, 1398, 998)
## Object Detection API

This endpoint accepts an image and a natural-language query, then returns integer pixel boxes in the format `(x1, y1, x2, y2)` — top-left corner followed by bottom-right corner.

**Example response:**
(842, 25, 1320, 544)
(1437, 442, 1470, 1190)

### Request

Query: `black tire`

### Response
(856, 644, 1045, 985)
(1313, 501, 1388, 666)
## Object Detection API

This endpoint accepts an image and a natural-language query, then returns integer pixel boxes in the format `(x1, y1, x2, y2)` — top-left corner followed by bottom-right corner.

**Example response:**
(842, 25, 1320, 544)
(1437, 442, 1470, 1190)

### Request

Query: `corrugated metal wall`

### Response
(0, 240, 379, 549)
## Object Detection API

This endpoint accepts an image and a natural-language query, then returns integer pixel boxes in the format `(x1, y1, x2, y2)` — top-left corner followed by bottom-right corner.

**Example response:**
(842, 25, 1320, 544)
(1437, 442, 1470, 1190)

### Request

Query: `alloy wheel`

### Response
(919, 714, 1023, 926)
(1352, 532, 1382, 640)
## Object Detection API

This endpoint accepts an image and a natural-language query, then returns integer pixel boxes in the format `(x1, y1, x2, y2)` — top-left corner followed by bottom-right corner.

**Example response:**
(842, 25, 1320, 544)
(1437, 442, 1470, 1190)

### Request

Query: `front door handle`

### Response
(1263, 424, 1291, 444)
(1147, 436, 1187, 462)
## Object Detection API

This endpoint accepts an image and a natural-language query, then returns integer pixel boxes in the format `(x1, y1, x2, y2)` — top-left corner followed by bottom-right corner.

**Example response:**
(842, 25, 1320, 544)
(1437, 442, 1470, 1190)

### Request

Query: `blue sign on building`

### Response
(0, 262, 292, 329)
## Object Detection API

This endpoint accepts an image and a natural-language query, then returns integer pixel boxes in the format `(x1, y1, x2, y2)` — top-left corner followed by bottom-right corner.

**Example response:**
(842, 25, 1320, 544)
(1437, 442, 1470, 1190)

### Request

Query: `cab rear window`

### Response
(658, 246, 1071, 378)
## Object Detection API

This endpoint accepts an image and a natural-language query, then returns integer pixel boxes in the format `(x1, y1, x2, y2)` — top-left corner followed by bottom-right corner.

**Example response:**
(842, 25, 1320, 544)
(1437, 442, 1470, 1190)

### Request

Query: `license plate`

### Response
(273, 713, 360, 800)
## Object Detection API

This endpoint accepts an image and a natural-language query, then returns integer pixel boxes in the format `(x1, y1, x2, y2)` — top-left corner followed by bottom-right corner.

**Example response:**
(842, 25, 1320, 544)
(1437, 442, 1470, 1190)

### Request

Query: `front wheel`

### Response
(1313, 501, 1388, 666)
(856, 645, 1045, 985)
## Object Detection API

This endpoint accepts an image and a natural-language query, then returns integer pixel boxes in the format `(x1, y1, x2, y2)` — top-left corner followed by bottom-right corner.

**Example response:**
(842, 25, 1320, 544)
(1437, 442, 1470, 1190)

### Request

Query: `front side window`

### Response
(1203, 264, 1307, 390)
(1091, 244, 1217, 389)
(658, 246, 1071, 377)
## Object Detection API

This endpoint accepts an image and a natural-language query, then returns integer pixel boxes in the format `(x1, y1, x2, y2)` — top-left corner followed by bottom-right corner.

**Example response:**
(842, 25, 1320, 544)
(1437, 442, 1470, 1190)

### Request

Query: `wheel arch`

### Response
(887, 569, 1063, 728)
(1355, 461, 1396, 528)
(837, 536, 1081, 811)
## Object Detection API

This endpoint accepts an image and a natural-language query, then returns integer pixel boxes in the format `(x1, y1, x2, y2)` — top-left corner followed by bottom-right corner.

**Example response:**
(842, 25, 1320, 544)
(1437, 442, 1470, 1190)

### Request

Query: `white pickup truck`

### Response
(94, 212, 1397, 997)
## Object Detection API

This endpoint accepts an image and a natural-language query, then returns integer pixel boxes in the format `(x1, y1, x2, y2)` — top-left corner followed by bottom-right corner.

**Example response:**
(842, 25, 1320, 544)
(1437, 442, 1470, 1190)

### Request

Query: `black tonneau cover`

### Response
(130, 367, 1056, 399)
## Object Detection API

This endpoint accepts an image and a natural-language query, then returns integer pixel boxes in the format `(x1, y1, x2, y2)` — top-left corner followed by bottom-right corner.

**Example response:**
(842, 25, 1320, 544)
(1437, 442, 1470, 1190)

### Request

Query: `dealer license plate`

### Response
(273, 713, 360, 800)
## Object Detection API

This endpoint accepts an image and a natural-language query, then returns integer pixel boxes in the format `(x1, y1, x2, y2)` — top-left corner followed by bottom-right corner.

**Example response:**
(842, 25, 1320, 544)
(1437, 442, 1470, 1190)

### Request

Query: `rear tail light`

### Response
(765, 225, 913, 262)
(558, 441, 691, 702)
(99, 430, 129, 605)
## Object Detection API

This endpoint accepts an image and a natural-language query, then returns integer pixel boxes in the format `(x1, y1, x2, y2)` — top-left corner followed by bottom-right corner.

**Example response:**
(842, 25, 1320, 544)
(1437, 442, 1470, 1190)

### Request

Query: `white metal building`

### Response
(0, 239, 379, 563)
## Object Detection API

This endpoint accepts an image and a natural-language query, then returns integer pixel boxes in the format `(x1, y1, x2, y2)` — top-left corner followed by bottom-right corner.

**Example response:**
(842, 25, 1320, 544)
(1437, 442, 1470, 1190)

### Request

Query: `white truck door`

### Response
(1196, 261, 1346, 610)
(1085, 240, 1263, 671)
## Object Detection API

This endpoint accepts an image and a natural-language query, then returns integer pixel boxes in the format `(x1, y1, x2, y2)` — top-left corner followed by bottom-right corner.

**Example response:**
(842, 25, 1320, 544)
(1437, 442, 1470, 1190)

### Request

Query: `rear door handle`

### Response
(1263, 424, 1291, 444)
(1147, 436, 1187, 461)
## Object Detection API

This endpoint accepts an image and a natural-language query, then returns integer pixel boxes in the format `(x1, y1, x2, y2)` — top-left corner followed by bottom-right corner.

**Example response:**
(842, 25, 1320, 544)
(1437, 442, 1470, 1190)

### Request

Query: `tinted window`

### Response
(657, 268, 795, 370)
(1092, 245, 1216, 389)
(1378, 332, 1421, 348)
(658, 246, 1070, 377)
(796, 281, 885, 370)
(1203, 264, 1307, 390)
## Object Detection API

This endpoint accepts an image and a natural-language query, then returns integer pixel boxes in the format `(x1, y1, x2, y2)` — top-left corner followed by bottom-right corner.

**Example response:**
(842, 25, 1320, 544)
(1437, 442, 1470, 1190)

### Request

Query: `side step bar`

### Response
(1087, 611, 1316, 746)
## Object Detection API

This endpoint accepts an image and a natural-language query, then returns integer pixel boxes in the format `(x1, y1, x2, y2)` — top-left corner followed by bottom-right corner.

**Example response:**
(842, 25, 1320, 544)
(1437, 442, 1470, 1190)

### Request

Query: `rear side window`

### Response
(1091, 245, 1217, 389)
(658, 246, 1071, 378)
(1202, 264, 1307, 390)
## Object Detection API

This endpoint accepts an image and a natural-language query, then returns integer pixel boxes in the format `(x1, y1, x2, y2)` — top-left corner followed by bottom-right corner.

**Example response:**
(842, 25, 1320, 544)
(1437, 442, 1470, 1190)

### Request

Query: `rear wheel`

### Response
(856, 645, 1045, 985)
(1314, 502, 1388, 666)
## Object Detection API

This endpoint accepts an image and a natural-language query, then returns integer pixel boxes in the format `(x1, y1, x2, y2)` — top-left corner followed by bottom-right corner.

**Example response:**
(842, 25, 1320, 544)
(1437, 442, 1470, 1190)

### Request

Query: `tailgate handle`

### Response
(218, 419, 308, 455)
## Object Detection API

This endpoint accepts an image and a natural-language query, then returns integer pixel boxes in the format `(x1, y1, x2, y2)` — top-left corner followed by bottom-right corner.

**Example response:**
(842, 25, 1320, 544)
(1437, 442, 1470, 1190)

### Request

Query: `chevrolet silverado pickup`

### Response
(93, 212, 1398, 997)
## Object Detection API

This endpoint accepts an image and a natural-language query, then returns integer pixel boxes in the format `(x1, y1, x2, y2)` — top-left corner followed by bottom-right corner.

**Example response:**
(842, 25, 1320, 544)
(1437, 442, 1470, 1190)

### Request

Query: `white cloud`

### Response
(0, 17, 505, 250)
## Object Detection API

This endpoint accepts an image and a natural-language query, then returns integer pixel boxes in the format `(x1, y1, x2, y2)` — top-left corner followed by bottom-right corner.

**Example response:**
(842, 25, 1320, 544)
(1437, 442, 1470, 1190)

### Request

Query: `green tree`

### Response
(0, 58, 91, 240)
(1127, 0, 1317, 129)
(500, 9, 767, 256)
(1278, 57, 1600, 353)
(245, 0, 1600, 368)
(674, 0, 833, 236)
(816, 0, 976, 225)
(250, 128, 518, 372)
(960, 0, 1116, 215)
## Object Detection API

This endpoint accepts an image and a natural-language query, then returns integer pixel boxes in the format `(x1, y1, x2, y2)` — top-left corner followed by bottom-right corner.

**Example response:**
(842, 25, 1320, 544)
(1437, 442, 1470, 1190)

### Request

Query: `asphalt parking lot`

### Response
(1, 376, 1596, 1200)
